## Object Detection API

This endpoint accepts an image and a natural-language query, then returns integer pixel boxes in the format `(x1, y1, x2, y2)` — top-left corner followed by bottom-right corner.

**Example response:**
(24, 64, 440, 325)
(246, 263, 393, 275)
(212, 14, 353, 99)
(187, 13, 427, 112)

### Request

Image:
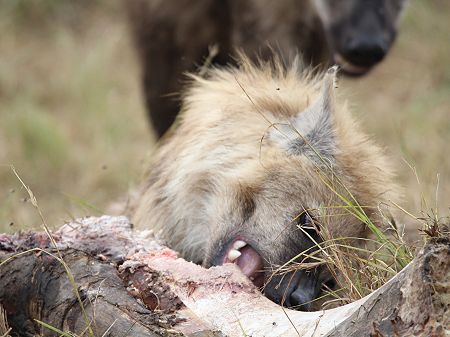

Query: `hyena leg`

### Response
(126, 0, 232, 137)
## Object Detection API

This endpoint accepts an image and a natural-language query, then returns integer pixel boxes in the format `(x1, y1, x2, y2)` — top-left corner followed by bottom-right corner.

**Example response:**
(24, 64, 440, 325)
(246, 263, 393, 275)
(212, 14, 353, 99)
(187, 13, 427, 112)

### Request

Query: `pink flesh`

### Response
(224, 243, 265, 288)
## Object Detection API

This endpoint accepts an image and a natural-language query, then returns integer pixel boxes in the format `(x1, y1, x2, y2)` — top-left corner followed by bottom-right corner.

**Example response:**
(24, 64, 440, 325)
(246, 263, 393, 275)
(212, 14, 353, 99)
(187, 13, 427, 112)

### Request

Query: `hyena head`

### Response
(312, 0, 408, 75)
(133, 57, 397, 310)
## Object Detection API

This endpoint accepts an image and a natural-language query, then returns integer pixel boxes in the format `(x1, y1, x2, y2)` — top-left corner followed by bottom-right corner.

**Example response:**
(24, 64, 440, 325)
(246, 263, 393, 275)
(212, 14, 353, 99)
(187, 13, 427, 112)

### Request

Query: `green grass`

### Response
(0, 1, 153, 231)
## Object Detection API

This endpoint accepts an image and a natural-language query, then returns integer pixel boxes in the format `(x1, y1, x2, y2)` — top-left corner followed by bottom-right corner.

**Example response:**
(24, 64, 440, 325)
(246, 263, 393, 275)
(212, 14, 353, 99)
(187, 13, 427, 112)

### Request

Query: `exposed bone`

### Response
(0, 216, 448, 337)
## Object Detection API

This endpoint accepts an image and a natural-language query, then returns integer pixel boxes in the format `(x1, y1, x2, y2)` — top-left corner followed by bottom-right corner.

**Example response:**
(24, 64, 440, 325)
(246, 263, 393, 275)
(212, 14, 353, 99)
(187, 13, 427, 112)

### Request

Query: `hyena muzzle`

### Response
(126, 0, 407, 138)
(312, 0, 407, 75)
(130, 56, 397, 311)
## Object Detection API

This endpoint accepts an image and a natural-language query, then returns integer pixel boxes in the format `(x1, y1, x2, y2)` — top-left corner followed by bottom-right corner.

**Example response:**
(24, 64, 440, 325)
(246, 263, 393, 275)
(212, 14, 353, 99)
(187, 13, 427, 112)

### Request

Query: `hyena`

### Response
(131, 57, 397, 310)
(126, 0, 407, 137)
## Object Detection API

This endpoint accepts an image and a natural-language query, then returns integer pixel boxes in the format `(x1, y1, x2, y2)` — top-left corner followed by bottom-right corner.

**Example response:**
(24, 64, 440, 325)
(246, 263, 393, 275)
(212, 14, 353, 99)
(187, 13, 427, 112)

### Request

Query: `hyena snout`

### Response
(264, 267, 335, 311)
(340, 34, 389, 69)
(208, 217, 336, 311)
(333, 24, 393, 76)
(210, 239, 335, 311)
(322, 0, 404, 76)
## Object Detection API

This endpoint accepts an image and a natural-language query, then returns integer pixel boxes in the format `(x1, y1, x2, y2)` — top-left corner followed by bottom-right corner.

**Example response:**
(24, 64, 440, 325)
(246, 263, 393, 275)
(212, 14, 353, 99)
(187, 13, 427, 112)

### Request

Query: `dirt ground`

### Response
(0, 1, 449, 244)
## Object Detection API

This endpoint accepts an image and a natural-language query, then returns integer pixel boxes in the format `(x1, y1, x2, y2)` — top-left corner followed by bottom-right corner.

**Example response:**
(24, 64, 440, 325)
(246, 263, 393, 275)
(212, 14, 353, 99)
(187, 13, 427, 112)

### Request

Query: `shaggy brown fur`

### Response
(126, 0, 408, 137)
(130, 56, 398, 310)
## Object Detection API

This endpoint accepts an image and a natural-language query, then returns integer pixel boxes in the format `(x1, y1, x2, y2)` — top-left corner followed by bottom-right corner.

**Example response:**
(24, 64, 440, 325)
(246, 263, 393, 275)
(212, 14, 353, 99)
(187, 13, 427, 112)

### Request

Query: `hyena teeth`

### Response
(233, 240, 247, 250)
(227, 249, 242, 262)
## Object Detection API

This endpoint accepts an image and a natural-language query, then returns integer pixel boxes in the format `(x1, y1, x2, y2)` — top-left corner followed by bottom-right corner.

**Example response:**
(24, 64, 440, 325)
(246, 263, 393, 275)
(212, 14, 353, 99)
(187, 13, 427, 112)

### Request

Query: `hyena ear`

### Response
(270, 66, 338, 164)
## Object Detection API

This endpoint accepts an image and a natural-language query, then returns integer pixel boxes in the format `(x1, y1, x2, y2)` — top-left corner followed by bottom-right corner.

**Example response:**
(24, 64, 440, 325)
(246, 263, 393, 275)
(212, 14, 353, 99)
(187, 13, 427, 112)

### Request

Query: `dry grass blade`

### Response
(34, 319, 75, 337)
(10, 166, 96, 337)
(0, 305, 11, 337)
(266, 205, 414, 308)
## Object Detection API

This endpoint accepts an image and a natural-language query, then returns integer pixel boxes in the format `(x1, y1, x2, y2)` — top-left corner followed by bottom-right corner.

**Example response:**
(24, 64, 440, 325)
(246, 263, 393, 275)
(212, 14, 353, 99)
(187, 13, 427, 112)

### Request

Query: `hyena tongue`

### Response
(236, 245, 265, 288)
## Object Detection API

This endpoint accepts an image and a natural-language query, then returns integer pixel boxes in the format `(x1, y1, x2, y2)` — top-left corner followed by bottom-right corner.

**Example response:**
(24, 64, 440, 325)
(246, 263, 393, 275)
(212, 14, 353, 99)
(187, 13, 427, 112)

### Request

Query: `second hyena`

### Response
(126, 0, 408, 137)
(131, 57, 397, 310)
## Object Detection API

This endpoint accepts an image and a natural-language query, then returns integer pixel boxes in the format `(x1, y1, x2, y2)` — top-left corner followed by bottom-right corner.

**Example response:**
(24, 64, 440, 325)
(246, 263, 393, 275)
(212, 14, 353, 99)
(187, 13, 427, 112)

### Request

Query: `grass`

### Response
(0, 1, 153, 232)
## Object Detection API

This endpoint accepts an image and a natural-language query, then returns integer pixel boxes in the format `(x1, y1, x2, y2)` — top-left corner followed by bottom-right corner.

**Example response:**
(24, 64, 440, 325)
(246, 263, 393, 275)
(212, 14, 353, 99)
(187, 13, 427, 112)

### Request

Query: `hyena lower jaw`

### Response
(132, 55, 398, 311)
(212, 238, 265, 288)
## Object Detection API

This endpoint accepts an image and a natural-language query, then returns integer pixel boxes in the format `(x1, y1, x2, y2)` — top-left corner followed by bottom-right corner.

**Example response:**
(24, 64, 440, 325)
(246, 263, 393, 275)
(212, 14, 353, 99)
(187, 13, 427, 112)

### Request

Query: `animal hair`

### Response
(130, 55, 398, 266)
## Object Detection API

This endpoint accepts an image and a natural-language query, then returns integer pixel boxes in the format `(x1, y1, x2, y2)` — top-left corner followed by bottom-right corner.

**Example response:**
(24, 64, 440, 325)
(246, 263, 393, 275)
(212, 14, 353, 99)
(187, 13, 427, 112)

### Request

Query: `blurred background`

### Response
(0, 0, 449, 239)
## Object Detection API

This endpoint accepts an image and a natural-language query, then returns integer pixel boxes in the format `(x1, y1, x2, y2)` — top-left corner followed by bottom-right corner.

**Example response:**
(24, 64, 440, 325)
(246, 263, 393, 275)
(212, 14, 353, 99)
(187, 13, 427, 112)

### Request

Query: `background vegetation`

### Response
(0, 0, 449, 245)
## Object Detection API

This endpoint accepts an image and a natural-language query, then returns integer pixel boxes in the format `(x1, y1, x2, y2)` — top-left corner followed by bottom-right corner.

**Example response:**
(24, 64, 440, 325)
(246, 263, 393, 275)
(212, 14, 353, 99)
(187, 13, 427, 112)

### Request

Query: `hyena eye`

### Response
(297, 211, 321, 239)
(296, 211, 321, 242)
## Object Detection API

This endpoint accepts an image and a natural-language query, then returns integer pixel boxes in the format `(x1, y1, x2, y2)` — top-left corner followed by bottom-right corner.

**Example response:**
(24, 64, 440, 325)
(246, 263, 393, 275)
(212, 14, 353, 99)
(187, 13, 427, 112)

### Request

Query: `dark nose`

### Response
(264, 268, 334, 311)
(290, 287, 315, 311)
(341, 36, 388, 67)
(287, 270, 319, 311)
